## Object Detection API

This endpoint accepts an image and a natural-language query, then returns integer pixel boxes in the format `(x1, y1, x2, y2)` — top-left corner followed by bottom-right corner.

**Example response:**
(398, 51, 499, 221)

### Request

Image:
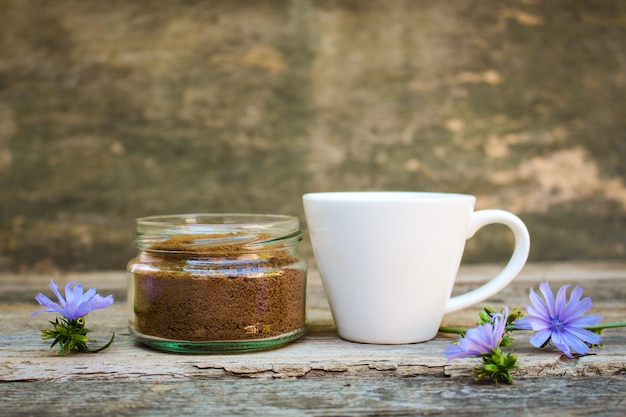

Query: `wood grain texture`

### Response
(3, 376, 626, 417)
(2, 263, 626, 416)
(2, 1, 626, 270)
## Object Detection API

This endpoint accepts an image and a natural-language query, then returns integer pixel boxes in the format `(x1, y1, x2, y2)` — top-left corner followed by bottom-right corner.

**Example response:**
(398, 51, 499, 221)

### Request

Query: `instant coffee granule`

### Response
(131, 233, 306, 342)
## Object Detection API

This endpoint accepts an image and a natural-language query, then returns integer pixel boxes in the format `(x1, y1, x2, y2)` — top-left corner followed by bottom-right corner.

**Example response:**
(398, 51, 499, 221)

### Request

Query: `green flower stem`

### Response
(584, 322, 626, 331)
(438, 325, 521, 335)
(84, 332, 116, 353)
(439, 322, 626, 335)
(437, 326, 469, 335)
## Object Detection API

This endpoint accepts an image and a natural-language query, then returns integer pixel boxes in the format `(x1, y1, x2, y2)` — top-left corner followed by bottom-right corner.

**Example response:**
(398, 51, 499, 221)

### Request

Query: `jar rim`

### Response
(134, 213, 301, 252)
(136, 213, 298, 228)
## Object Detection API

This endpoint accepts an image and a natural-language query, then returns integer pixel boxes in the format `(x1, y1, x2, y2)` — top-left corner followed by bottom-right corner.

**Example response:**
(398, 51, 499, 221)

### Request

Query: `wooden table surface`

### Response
(2, 262, 626, 416)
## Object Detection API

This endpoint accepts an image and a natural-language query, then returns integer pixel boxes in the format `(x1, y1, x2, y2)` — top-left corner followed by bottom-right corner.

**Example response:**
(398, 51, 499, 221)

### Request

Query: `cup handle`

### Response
(445, 209, 530, 313)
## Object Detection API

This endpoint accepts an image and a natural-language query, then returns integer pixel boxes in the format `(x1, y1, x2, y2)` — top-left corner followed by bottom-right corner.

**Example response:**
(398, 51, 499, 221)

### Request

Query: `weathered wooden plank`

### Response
(3, 321, 625, 382)
(2, 280, 626, 382)
(2, 376, 626, 417)
(2, 262, 626, 417)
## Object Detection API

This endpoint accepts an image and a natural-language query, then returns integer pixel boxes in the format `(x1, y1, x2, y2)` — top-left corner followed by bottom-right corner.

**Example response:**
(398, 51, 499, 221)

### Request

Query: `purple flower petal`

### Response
(565, 285, 583, 306)
(522, 282, 602, 357)
(529, 328, 552, 348)
(513, 317, 532, 330)
(561, 296, 594, 321)
(569, 313, 601, 328)
(554, 285, 569, 315)
(32, 278, 114, 320)
(445, 307, 508, 362)
(62, 282, 83, 319)
(523, 311, 552, 331)
(565, 326, 601, 345)
(550, 331, 574, 357)
(563, 336, 590, 356)
(528, 287, 550, 318)
(443, 344, 470, 361)
(539, 282, 557, 317)
(49, 278, 66, 308)
(81, 287, 98, 304)
(31, 293, 62, 316)
(74, 294, 114, 318)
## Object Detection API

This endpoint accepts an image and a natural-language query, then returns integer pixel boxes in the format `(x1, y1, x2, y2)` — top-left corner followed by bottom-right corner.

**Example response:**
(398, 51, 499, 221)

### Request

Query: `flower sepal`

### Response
(474, 348, 518, 385)
(41, 316, 115, 356)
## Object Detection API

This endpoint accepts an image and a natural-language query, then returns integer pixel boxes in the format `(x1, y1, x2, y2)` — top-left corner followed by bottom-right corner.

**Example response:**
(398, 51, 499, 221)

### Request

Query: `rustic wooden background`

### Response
(1, 0, 625, 272)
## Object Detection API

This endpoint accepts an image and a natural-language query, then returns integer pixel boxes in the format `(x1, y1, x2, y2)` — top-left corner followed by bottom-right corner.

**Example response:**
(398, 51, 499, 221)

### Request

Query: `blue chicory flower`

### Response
(514, 281, 601, 358)
(444, 307, 509, 361)
(31, 278, 114, 320)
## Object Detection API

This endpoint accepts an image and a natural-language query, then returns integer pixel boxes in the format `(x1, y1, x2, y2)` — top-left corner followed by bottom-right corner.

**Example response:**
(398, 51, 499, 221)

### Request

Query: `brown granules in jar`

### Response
(132, 234, 306, 342)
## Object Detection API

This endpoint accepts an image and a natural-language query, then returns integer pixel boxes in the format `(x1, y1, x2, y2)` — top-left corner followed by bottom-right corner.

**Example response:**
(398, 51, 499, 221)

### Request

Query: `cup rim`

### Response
(303, 191, 475, 201)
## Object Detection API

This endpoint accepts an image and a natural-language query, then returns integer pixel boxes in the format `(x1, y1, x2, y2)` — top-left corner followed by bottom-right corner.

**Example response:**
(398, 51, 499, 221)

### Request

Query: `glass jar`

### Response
(127, 214, 307, 353)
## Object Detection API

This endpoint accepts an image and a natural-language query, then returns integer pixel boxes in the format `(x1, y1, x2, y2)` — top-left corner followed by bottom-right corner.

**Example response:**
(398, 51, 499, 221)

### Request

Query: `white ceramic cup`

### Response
(302, 192, 530, 344)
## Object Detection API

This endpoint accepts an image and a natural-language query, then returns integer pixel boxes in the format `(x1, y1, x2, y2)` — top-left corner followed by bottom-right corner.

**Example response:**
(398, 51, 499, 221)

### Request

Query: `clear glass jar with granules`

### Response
(127, 214, 307, 353)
